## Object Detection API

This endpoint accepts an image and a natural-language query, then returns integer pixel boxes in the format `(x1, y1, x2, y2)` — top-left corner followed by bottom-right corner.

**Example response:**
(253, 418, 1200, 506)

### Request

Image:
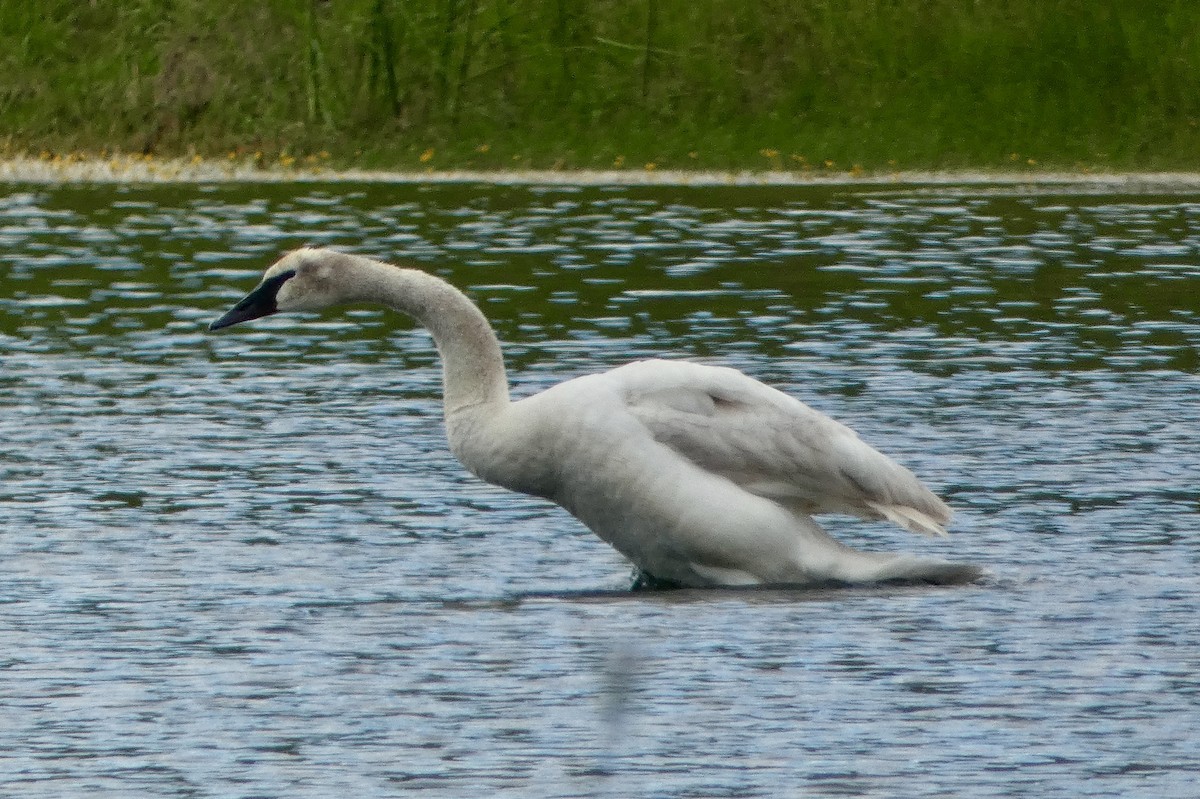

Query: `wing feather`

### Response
(612, 360, 952, 537)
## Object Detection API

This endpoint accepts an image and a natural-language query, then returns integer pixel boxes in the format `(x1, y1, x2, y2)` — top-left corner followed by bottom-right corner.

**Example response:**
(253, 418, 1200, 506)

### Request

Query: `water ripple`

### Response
(1, 183, 1198, 797)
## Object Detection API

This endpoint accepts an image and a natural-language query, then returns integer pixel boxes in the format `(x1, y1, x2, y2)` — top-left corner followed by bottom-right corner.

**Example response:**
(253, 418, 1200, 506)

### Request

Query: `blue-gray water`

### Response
(2, 182, 1198, 797)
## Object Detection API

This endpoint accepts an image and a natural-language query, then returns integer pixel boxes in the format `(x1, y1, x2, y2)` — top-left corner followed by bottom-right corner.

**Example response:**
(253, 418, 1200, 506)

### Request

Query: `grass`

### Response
(2, 0, 1199, 172)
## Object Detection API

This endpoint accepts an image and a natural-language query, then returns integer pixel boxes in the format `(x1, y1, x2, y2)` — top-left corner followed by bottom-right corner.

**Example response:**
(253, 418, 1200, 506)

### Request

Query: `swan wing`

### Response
(614, 360, 953, 537)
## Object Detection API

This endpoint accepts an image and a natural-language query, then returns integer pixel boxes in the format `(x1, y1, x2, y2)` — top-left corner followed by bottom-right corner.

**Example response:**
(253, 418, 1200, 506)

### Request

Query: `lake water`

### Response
(2, 181, 1198, 797)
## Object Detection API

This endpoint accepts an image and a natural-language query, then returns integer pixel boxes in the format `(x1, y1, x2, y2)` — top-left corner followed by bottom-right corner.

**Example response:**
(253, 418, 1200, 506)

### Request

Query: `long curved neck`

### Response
(342, 255, 510, 413)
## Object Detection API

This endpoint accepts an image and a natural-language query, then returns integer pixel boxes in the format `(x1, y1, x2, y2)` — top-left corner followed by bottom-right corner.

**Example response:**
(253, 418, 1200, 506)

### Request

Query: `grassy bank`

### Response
(3, 1, 1199, 173)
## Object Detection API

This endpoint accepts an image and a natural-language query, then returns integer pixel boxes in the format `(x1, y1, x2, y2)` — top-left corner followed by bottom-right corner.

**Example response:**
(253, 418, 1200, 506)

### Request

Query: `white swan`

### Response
(210, 248, 981, 588)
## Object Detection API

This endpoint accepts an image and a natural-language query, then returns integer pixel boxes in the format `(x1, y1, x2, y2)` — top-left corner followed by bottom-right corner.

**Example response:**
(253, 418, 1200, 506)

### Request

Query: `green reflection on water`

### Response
(2, 183, 1198, 373)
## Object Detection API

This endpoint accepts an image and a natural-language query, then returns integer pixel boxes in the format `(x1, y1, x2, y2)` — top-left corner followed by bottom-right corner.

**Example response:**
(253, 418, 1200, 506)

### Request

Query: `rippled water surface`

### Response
(2, 181, 1199, 797)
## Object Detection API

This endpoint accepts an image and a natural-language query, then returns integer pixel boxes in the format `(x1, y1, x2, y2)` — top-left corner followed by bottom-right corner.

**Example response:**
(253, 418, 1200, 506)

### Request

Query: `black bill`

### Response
(208, 269, 296, 331)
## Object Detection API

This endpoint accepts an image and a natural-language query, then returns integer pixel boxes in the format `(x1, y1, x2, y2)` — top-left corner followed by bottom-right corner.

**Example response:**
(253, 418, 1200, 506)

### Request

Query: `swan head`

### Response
(208, 248, 350, 331)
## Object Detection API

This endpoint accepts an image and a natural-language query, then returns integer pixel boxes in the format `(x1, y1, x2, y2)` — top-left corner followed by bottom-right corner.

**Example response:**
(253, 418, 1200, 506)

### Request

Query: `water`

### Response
(2, 181, 1199, 797)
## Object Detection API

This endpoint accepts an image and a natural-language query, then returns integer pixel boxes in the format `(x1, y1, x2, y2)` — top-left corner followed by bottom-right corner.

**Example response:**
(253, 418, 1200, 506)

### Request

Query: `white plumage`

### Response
(210, 247, 981, 588)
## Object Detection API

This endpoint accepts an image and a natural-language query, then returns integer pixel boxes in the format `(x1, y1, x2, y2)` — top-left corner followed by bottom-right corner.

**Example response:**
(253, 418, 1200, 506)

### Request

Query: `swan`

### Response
(209, 247, 982, 588)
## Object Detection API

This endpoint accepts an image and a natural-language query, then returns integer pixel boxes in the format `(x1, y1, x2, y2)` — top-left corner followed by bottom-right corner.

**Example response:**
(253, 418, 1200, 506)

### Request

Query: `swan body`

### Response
(210, 248, 981, 588)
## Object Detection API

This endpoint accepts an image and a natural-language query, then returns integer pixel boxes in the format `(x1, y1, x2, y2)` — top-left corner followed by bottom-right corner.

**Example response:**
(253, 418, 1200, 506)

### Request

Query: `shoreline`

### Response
(4, 156, 1200, 192)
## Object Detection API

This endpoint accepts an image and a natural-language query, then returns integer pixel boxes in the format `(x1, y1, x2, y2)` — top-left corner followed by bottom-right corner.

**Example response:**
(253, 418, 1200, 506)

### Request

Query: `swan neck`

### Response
(350, 256, 510, 413)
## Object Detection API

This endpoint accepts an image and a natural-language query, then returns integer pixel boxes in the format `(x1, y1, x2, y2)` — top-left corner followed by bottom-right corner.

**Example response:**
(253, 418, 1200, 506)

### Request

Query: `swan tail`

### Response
(867, 501, 950, 538)
(791, 516, 981, 586)
(816, 544, 982, 585)
(864, 555, 984, 585)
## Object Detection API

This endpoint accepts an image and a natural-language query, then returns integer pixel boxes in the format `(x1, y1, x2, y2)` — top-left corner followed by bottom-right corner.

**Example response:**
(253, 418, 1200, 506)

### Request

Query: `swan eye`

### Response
(261, 268, 298, 294)
(268, 268, 300, 292)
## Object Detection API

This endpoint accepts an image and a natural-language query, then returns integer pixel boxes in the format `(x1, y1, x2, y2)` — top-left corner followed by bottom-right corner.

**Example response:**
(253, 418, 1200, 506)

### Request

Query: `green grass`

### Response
(3, 0, 1199, 172)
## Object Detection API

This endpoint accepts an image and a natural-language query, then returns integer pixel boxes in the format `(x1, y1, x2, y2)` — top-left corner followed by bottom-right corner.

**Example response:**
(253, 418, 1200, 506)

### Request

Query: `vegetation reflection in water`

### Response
(4, 184, 1198, 372)
(1, 183, 1199, 798)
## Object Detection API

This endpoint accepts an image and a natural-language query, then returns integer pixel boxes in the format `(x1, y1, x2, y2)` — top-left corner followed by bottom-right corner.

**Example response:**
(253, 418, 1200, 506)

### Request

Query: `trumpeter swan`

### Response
(210, 248, 981, 588)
